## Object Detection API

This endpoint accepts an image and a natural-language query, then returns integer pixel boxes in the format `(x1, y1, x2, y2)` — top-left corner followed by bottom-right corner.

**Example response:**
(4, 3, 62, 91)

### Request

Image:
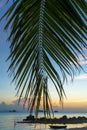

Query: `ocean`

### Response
(0, 112, 87, 130)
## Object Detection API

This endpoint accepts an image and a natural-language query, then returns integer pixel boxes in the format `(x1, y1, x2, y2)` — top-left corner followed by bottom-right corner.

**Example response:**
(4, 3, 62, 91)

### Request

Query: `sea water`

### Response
(0, 112, 87, 130)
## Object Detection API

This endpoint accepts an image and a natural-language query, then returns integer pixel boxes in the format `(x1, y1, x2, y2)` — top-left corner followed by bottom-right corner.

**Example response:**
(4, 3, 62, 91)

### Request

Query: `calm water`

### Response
(0, 112, 87, 130)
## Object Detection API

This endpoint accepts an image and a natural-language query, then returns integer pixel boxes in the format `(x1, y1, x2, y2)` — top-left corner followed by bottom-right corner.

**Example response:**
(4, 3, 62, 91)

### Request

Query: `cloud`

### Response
(0, 98, 35, 112)
(78, 54, 87, 65)
(1, 99, 87, 113)
(78, 58, 87, 65)
(79, 60, 87, 65)
(74, 74, 87, 80)
(0, 101, 27, 112)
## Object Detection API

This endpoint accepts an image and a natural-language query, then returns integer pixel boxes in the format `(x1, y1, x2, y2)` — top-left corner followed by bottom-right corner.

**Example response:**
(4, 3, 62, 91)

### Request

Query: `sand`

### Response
(68, 127, 87, 130)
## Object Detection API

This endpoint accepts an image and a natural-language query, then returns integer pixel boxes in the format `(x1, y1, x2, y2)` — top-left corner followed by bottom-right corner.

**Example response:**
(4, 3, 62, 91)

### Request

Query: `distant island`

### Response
(9, 110, 17, 112)
(0, 110, 17, 113)
(38, 109, 58, 113)
(54, 110, 58, 113)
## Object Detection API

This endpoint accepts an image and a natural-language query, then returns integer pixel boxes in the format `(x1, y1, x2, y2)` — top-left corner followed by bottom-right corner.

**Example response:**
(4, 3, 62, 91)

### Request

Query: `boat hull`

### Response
(50, 125, 67, 129)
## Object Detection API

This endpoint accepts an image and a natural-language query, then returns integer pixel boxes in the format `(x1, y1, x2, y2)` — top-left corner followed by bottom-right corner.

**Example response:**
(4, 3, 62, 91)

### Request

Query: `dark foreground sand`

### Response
(68, 128, 87, 130)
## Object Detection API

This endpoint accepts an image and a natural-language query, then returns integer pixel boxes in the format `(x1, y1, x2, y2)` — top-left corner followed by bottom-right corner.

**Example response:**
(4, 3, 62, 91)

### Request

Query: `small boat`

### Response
(49, 125, 67, 129)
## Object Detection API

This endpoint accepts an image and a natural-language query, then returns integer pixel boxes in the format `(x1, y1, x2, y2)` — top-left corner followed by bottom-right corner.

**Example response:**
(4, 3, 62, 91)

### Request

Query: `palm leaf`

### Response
(2, 0, 87, 117)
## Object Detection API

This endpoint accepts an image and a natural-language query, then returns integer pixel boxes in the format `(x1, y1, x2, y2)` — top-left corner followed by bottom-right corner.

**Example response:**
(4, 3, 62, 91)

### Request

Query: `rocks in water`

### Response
(23, 115, 35, 121)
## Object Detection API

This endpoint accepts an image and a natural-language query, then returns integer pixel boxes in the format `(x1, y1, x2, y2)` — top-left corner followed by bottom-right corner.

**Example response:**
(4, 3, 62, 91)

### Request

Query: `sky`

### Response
(0, 0, 87, 112)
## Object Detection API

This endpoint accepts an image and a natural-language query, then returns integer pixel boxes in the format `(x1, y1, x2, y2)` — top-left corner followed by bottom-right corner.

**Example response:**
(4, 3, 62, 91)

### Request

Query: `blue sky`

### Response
(0, 1, 87, 112)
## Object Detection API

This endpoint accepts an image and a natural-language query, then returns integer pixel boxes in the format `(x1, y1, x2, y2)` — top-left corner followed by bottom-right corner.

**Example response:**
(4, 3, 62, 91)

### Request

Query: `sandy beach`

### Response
(68, 128, 87, 130)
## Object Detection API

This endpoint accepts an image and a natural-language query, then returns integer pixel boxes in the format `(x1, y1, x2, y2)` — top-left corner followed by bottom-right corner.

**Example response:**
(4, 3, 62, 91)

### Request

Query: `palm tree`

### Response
(2, 0, 87, 117)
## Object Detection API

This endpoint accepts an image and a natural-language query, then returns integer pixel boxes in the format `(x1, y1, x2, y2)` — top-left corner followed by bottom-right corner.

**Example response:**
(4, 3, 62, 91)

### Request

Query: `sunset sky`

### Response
(0, 0, 87, 112)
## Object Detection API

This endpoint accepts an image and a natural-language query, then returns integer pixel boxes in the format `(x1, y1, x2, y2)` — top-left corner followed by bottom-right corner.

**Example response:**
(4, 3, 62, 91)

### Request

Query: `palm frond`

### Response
(2, 0, 87, 117)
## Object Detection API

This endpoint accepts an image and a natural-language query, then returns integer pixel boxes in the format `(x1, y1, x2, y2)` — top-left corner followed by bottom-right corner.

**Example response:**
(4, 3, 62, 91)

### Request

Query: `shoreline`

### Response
(68, 128, 87, 130)
(17, 115, 87, 130)
(22, 115, 87, 124)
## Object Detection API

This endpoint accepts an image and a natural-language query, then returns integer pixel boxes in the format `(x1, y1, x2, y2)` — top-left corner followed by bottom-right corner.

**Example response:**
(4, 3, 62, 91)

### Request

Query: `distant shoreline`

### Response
(21, 115, 87, 124)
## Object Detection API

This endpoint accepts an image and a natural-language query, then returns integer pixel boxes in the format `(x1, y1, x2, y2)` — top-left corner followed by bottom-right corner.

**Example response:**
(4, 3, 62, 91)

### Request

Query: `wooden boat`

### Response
(49, 125, 67, 129)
